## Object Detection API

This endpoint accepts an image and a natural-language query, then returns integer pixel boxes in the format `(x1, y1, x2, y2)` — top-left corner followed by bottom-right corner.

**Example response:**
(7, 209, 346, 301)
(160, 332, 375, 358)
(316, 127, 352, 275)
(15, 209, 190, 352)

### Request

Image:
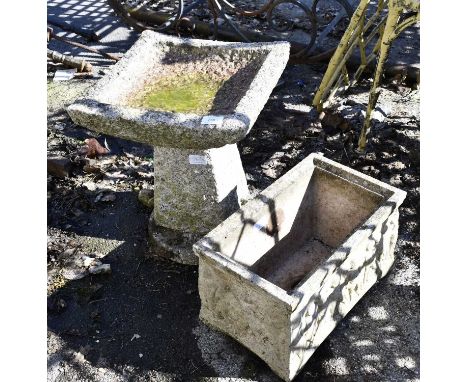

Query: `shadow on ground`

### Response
(47, 187, 418, 381)
(47, 16, 419, 375)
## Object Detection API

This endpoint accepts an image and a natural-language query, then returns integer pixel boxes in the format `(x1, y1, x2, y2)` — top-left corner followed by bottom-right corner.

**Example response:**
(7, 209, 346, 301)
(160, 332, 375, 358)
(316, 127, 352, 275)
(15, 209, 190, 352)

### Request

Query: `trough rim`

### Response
(193, 153, 407, 311)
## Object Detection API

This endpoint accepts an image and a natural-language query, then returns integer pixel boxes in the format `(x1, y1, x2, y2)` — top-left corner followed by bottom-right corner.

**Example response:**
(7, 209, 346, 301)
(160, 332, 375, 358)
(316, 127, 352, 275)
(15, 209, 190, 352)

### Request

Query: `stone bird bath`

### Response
(67, 31, 290, 264)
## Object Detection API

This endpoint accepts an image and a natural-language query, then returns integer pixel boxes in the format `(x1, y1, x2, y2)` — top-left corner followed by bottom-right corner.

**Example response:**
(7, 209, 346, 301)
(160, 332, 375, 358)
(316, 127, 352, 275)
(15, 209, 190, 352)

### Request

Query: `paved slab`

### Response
(48, 0, 139, 67)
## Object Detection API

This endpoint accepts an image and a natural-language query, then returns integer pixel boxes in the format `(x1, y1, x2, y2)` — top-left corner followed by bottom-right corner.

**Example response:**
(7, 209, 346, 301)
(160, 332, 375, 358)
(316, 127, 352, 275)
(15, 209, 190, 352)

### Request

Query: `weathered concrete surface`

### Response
(148, 143, 249, 263)
(153, 144, 249, 234)
(148, 217, 203, 266)
(47, 79, 95, 116)
(67, 30, 290, 150)
(194, 154, 406, 381)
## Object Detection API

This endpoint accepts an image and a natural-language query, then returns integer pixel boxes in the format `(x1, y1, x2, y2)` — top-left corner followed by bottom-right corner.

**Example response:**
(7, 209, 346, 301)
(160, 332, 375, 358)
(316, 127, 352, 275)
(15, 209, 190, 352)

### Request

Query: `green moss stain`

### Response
(130, 73, 226, 114)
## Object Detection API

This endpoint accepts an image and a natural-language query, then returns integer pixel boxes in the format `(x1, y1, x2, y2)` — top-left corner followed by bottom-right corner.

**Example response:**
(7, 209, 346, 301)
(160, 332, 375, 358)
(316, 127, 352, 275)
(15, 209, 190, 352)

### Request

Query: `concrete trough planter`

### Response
(193, 153, 406, 381)
(66, 30, 290, 264)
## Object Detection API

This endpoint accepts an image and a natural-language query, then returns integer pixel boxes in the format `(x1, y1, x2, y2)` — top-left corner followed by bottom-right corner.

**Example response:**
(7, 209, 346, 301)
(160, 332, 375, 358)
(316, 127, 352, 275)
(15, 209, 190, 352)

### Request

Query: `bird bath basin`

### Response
(67, 31, 290, 264)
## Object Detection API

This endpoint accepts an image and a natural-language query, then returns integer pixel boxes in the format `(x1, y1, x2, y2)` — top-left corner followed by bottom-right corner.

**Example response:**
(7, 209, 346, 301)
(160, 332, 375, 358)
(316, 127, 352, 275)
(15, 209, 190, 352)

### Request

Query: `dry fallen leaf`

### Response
(131, 334, 141, 341)
(104, 171, 127, 180)
(62, 268, 87, 280)
(100, 193, 116, 202)
(80, 138, 110, 158)
(95, 192, 116, 203)
(89, 263, 111, 274)
(83, 164, 101, 174)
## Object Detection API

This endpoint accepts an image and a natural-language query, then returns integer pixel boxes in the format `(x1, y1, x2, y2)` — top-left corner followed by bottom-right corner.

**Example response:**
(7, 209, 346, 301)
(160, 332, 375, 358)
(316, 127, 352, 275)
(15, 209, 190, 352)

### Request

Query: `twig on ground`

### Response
(49, 28, 121, 62)
(47, 49, 93, 73)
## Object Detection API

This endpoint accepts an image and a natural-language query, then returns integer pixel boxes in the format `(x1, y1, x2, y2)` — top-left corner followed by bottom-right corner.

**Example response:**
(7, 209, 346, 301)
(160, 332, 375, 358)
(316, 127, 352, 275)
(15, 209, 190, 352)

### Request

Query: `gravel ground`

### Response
(47, 1, 419, 381)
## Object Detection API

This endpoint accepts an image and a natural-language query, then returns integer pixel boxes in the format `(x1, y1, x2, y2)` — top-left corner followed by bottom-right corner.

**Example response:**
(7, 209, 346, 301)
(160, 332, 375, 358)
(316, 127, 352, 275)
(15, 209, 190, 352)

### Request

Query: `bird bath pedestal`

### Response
(67, 31, 290, 264)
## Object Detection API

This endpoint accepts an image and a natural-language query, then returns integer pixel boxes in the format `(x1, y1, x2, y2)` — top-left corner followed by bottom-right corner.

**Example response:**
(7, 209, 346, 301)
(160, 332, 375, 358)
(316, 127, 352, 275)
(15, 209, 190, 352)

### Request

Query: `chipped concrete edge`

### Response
(67, 30, 290, 150)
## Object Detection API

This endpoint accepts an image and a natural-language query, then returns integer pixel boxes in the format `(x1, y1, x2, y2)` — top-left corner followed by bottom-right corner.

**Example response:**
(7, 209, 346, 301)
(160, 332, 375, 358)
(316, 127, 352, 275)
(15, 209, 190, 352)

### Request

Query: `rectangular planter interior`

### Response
(194, 153, 406, 381)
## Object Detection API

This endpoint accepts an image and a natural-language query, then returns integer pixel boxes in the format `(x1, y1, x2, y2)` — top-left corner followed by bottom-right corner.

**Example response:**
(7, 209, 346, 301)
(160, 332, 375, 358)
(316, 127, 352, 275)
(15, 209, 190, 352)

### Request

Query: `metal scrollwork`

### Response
(266, 0, 317, 56)
(107, 0, 355, 57)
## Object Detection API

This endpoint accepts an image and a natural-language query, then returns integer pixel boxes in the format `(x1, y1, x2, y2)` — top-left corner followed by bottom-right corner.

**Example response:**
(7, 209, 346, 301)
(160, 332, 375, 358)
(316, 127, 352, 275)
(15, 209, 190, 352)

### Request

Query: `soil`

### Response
(47, 59, 419, 381)
(47, 3, 419, 380)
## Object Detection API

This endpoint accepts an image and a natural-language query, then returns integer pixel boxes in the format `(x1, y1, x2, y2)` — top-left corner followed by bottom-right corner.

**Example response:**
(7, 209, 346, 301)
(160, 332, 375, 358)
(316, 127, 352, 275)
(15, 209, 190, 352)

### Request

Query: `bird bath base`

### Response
(148, 216, 202, 265)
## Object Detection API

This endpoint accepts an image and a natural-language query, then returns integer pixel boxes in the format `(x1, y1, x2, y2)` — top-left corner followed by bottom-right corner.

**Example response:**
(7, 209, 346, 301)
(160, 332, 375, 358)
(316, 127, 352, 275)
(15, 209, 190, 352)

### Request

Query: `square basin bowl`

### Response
(193, 153, 406, 381)
(67, 30, 290, 150)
